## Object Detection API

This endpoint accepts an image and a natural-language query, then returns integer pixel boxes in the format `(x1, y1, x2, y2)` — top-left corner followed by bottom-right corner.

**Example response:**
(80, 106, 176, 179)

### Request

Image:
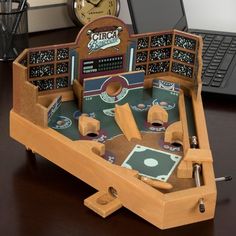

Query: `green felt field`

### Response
(48, 79, 196, 144)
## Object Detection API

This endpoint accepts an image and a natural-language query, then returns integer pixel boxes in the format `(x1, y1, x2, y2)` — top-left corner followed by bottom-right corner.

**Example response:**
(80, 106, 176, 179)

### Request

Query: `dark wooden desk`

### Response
(0, 28, 235, 236)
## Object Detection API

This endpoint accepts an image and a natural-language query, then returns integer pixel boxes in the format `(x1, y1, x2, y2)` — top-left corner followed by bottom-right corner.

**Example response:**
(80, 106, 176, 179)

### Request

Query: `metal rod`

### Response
(193, 164, 201, 187)
(190, 136, 198, 149)
(215, 176, 232, 182)
(199, 198, 205, 213)
(193, 164, 205, 213)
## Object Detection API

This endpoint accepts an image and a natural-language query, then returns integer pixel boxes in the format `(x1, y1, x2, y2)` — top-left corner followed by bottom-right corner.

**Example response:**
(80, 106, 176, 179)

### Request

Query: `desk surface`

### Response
(0, 27, 236, 236)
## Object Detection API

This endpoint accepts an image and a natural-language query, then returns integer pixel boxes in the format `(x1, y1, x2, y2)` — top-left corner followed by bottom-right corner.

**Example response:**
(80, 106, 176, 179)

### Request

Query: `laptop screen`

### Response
(128, 0, 187, 34)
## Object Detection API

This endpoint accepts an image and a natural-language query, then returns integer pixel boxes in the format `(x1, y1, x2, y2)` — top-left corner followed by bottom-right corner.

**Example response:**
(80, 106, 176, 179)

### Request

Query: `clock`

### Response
(67, 0, 120, 27)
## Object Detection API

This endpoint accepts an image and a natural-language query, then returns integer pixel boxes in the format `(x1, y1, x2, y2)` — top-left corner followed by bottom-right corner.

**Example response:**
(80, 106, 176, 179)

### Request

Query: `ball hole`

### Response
(152, 122, 163, 127)
(108, 187, 118, 198)
(171, 142, 182, 148)
(106, 81, 122, 97)
(87, 133, 98, 138)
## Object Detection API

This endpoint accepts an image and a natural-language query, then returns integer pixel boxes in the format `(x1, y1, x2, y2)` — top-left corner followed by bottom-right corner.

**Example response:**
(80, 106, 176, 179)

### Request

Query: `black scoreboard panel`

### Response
(81, 55, 124, 77)
(27, 47, 71, 92)
(134, 32, 197, 79)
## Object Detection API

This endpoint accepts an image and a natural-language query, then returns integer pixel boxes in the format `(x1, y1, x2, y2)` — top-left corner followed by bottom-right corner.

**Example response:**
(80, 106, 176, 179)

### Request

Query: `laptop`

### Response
(127, 0, 236, 96)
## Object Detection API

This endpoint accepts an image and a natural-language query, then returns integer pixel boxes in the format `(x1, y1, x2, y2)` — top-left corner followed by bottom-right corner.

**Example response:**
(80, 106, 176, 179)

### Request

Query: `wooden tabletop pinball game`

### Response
(10, 16, 217, 229)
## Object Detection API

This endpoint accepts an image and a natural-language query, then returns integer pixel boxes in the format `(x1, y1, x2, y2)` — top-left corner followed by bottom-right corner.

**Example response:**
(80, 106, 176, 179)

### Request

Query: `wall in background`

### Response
(183, 0, 236, 32)
(29, 0, 66, 7)
(118, 0, 132, 24)
(28, 0, 236, 33)
(27, 0, 131, 32)
(28, 0, 73, 32)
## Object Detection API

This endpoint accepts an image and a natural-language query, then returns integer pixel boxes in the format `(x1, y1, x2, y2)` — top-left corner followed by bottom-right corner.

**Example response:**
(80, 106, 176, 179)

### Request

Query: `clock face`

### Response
(70, 0, 120, 26)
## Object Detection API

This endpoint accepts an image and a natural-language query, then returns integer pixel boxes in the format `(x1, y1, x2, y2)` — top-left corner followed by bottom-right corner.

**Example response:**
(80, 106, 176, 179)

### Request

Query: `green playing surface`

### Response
(48, 85, 186, 142)
(48, 80, 196, 179)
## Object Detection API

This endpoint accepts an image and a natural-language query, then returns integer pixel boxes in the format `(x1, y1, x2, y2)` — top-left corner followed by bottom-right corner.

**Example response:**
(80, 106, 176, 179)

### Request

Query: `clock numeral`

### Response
(108, 9, 111, 15)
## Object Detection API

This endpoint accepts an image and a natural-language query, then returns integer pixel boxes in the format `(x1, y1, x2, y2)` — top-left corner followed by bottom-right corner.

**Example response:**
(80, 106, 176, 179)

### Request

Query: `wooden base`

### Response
(10, 110, 217, 229)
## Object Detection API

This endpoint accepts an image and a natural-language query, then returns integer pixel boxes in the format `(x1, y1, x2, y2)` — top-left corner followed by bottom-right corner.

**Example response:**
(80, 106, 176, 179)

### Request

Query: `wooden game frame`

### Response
(10, 16, 216, 229)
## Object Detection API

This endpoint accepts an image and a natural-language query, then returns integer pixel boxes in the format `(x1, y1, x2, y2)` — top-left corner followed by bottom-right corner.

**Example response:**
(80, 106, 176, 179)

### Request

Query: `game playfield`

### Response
(47, 77, 197, 191)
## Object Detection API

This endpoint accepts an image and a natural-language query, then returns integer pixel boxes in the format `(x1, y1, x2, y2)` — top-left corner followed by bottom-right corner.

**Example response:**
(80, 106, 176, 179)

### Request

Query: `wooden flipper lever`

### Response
(140, 176, 173, 190)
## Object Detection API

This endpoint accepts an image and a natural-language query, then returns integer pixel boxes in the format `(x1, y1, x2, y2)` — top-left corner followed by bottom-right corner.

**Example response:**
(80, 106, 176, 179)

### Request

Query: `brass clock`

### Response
(67, 0, 120, 27)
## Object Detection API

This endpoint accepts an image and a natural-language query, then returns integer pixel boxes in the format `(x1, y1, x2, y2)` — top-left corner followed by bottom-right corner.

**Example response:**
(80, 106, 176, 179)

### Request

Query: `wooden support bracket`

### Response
(84, 191, 122, 218)
(140, 176, 173, 190)
(184, 149, 213, 163)
(177, 161, 193, 179)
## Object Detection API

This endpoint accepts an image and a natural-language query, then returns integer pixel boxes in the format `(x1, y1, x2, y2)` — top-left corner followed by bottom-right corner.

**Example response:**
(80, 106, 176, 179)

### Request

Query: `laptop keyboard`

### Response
(192, 32, 236, 88)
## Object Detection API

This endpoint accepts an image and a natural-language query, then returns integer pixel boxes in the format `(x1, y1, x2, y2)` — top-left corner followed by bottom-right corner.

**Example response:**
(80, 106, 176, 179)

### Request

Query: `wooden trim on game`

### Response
(13, 59, 48, 127)
(13, 58, 75, 127)
(178, 90, 190, 154)
(132, 29, 202, 92)
(177, 86, 213, 178)
(190, 90, 211, 150)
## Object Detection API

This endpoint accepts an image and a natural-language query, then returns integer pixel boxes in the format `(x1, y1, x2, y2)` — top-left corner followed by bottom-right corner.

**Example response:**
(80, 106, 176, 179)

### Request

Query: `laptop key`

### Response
(223, 37, 232, 44)
(229, 46, 236, 50)
(199, 34, 205, 39)
(219, 54, 234, 70)
(205, 73, 214, 77)
(215, 74, 225, 79)
(218, 50, 226, 54)
(222, 42, 230, 46)
(206, 69, 216, 74)
(204, 56, 213, 61)
(209, 65, 218, 70)
(205, 35, 214, 39)
(213, 78, 223, 82)
(216, 70, 226, 75)
(209, 46, 218, 51)
(202, 77, 212, 86)
(216, 52, 225, 56)
(219, 46, 228, 50)
(214, 35, 224, 41)
(210, 62, 220, 66)
(204, 60, 211, 65)
(211, 81, 221, 87)
(228, 50, 236, 54)
(215, 55, 224, 60)
(207, 53, 215, 57)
